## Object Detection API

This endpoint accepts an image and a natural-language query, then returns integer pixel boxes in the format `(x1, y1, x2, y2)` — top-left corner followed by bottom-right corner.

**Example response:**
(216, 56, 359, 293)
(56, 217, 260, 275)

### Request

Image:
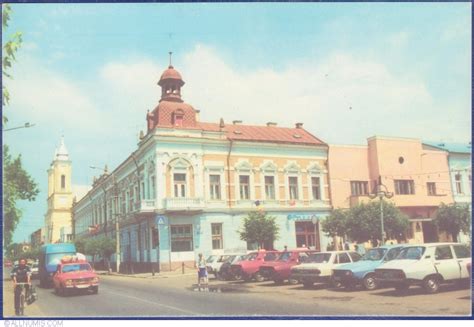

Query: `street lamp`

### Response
(368, 182, 394, 245)
(2, 122, 35, 132)
(90, 165, 121, 273)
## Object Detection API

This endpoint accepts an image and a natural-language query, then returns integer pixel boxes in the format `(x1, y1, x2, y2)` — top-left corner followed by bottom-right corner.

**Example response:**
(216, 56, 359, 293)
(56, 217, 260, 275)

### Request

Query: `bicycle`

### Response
(15, 283, 30, 316)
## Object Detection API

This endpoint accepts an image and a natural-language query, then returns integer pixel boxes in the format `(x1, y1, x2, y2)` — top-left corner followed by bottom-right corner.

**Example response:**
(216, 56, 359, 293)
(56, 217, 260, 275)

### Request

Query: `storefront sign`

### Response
(287, 213, 318, 221)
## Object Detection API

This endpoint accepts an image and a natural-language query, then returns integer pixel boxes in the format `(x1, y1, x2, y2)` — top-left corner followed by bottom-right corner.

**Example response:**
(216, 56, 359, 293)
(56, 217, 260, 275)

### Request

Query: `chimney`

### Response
(195, 109, 200, 121)
(219, 118, 225, 128)
(295, 122, 303, 129)
(233, 120, 242, 125)
(266, 122, 277, 127)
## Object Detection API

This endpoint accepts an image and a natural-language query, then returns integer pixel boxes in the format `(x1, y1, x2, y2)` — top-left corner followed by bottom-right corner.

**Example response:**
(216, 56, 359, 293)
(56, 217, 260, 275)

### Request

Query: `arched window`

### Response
(61, 175, 66, 190)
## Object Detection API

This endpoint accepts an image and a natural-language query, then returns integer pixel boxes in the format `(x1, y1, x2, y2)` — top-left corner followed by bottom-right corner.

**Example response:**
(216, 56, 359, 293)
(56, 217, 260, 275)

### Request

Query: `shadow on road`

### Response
(370, 283, 470, 298)
(289, 283, 329, 291)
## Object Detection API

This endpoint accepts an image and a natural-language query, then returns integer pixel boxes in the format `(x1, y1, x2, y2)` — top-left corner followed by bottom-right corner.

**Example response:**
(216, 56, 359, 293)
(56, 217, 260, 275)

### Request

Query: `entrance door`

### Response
(295, 221, 320, 251)
(422, 221, 439, 243)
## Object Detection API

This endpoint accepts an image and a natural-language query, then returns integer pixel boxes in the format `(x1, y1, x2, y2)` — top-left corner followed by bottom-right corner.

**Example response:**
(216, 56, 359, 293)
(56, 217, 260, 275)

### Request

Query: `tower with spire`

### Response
(44, 136, 74, 244)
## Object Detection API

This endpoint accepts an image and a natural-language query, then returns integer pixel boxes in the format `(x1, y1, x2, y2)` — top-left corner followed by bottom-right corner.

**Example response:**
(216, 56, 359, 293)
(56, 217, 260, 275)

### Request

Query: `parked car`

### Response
(231, 250, 280, 282)
(332, 245, 405, 290)
(206, 254, 244, 278)
(217, 254, 247, 281)
(31, 262, 39, 280)
(375, 243, 471, 294)
(290, 251, 361, 288)
(53, 258, 99, 296)
(259, 250, 318, 284)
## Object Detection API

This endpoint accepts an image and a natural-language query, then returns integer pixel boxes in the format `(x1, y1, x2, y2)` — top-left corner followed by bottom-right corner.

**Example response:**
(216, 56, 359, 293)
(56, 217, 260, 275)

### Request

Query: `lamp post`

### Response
(90, 165, 121, 273)
(368, 182, 394, 245)
(2, 122, 35, 132)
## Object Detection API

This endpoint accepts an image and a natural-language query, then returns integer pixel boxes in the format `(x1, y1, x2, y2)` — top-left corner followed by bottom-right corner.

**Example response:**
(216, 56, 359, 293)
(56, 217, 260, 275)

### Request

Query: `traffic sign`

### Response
(157, 216, 166, 225)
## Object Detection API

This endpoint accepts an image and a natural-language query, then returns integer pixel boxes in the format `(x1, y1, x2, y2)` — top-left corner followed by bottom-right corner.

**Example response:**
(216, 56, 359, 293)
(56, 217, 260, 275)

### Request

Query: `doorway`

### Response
(422, 221, 439, 243)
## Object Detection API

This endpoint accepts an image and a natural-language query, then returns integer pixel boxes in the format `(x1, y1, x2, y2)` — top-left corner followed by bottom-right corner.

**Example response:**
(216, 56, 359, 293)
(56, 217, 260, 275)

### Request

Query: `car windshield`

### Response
(307, 253, 332, 263)
(62, 264, 91, 273)
(277, 252, 292, 262)
(361, 248, 387, 261)
(397, 247, 426, 260)
(47, 253, 71, 265)
(245, 253, 259, 261)
(206, 256, 216, 263)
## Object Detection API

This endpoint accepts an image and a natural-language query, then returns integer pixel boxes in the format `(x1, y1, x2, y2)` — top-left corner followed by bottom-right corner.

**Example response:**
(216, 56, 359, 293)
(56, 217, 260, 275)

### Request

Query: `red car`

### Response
(230, 250, 280, 282)
(53, 258, 99, 296)
(259, 250, 318, 284)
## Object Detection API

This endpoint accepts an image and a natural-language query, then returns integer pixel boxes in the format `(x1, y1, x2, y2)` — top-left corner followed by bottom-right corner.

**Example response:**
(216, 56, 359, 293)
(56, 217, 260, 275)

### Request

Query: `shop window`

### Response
(288, 176, 299, 200)
(170, 224, 193, 252)
(427, 182, 437, 196)
(209, 175, 221, 200)
(350, 181, 368, 196)
(295, 221, 319, 250)
(312, 177, 321, 200)
(264, 176, 275, 200)
(394, 180, 415, 195)
(239, 175, 250, 200)
(211, 223, 223, 249)
(173, 173, 186, 198)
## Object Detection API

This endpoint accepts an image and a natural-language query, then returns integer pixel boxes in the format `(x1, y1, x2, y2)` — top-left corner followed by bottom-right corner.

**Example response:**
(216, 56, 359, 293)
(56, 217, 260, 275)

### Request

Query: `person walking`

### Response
(11, 258, 31, 316)
(197, 253, 208, 291)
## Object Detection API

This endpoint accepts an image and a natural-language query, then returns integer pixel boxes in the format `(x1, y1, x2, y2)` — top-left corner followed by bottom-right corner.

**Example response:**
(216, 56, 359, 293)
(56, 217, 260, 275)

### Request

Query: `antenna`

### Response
(169, 51, 173, 68)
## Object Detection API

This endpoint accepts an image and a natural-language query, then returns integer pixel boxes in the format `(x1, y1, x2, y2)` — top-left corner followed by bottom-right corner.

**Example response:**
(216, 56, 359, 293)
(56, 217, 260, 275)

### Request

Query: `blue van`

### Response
(39, 243, 76, 287)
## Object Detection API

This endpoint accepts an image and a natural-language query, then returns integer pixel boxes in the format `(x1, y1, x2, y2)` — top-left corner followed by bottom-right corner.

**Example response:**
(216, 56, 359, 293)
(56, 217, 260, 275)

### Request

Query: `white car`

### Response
(290, 251, 362, 288)
(206, 254, 244, 277)
(375, 242, 471, 294)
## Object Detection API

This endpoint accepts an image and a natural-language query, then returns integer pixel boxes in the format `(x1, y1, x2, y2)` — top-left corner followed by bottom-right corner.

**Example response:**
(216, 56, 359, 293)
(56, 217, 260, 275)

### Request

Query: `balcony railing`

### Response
(138, 200, 156, 213)
(163, 197, 205, 211)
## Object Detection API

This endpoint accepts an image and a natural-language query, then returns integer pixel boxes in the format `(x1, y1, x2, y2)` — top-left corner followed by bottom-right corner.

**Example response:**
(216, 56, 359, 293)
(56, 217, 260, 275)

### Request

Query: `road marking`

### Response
(104, 289, 200, 315)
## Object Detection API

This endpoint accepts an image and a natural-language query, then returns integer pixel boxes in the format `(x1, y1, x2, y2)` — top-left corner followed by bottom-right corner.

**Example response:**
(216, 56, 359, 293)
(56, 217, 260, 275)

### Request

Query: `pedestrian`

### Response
(197, 253, 208, 291)
(11, 258, 31, 315)
(283, 245, 288, 252)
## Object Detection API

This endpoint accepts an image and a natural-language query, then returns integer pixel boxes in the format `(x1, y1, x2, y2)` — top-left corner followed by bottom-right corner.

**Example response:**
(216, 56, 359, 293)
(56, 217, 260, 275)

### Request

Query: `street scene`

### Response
(2, 2, 471, 319)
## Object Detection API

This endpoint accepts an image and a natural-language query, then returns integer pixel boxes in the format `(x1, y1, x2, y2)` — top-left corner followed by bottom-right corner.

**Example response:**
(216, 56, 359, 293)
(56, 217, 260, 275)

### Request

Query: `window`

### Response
(349, 252, 362, 262)
(337, 253, 351, 264)
(435, 246, 453, 260)
(264, 253, 278, 261)
(350, 181, 368, 196)
(209, 175, 221, 200)
(170, 225, 193, 252)
(61, 175, 66, 189)
(264, 176, 275, 200)
(394, 180, 415, 195)
(239, 175, 250, 200)
(453, 245, 471, 258)
(455, 173, 463, 194)
(427, 182, 437, 196)
(288, 176, 299, 200)
(311, 177, 321, 200)
(173, 114, 184, 127)
(150, 175, 155, 199)
(211, 223, 223, 249)
(173, 173, 186, 198)
(151, 227, 159, 248)
(295, 221, 319, 250)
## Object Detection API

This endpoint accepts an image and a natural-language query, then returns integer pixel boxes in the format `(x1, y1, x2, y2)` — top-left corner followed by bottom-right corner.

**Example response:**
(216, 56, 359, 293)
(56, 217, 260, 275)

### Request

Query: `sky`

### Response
(2, 2, 471, 243)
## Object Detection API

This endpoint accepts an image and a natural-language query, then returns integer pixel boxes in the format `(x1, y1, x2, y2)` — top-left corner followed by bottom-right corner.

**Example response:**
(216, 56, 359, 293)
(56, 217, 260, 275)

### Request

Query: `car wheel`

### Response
(303, 282, 313, 288)
(423, 276, 440, 294)
(289, 278, 299, 285)
(254, 273, 265, 282)
(362, 274, 378, 291)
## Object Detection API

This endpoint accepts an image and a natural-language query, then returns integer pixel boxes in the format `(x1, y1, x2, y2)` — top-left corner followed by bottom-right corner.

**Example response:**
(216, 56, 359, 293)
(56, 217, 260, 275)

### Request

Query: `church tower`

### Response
(44, 137, 74, 244)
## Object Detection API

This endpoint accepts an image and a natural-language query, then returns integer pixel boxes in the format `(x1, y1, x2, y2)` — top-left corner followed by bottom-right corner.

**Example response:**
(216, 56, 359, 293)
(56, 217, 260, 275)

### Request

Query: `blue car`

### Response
(332, 245, 405, 290)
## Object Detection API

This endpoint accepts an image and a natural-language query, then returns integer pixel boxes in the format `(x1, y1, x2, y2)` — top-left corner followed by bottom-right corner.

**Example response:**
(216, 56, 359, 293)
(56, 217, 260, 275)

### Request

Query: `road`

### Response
(3, 271, 471, 317)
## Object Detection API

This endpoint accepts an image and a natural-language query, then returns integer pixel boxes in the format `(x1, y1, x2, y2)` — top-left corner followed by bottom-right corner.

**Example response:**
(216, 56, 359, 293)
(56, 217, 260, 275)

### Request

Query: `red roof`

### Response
(154, 121, 326, 146)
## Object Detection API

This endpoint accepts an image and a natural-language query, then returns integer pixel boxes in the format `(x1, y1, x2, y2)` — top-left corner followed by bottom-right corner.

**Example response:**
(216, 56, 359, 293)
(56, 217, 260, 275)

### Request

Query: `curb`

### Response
(98, 272, 196, 279)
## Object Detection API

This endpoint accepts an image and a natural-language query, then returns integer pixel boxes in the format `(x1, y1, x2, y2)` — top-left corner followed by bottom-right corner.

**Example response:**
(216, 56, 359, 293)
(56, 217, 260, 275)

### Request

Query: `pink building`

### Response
(329, 136, 454, 243)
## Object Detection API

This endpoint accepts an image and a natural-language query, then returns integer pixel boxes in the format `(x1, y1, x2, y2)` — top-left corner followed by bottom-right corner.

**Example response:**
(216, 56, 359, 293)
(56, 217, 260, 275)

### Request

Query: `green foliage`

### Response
(321, 209, 348, 238)
(3, 145, 39, 247)
(73, 238, 87, 254)
(239, 211, 279, 249)
(82, 237, 116, 259)
(435, 203, 471, 242)
(322, 201, 410, 245)
(19, 247, 41, 261)
(2, 3, 23, 122)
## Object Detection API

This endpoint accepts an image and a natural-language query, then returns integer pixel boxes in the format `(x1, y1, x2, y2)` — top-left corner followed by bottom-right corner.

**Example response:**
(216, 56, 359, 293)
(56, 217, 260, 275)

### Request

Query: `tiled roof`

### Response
(149, 101, 197, 128)
(423, 141, 472, 154)
(156, 121, 326, 146)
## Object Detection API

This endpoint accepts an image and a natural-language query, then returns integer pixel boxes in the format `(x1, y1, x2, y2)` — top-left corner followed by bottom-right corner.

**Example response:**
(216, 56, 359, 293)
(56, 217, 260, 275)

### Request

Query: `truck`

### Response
(39, 243, 77, 288)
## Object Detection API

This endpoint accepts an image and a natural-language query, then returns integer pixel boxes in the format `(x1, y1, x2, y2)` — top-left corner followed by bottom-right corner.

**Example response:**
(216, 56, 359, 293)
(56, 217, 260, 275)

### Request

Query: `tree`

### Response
(239, 211, 279, 250)
(321, 209, 348, 238)
(74, 238, 87, 254)
(435, 203, 470, 242)
(83, 237, 116, 271)
(2, 3, 23, 123)
(345, 200, 410, 245)
(3, 145, 39, 247)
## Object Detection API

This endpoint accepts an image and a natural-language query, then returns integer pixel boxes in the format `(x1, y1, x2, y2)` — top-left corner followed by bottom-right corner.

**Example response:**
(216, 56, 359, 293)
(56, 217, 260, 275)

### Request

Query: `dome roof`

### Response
(158, 65, 183, 84)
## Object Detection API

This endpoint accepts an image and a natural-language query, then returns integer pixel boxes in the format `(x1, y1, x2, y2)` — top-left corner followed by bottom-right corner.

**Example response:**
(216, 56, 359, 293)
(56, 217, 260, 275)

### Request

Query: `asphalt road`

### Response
(25, 275, 357, 317)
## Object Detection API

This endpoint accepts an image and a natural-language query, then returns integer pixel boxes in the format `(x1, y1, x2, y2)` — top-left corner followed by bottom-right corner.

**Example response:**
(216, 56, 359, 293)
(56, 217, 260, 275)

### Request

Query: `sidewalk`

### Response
(95, 267, 197, 279)
(2, 279, 43, 318)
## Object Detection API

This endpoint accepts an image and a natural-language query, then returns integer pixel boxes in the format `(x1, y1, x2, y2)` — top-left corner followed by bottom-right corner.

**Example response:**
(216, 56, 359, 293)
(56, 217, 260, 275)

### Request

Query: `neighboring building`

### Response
(423, 142, 471, 243)
(73, 63, 332, 272)
(30, 228, 43, 248)
(329, 136, 454, 244)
